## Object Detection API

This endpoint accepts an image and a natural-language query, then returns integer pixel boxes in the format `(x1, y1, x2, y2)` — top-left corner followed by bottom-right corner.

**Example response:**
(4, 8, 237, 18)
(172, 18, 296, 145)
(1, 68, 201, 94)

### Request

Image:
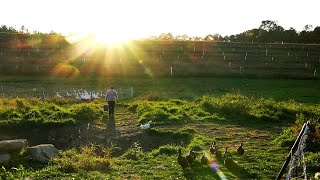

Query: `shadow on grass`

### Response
(182, 161, 225, 179)
(105, 115, 116, 138)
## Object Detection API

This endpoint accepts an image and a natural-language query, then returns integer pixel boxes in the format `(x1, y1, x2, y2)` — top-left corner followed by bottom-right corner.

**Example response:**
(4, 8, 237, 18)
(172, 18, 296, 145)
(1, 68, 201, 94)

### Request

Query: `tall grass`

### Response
(0, 98, 104, 128)
(129, 93, 320, 124)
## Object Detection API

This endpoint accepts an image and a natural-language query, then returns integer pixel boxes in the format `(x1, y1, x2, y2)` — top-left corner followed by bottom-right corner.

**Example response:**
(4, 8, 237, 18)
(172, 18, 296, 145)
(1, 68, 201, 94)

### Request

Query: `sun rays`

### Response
(52, 33, 154, 80)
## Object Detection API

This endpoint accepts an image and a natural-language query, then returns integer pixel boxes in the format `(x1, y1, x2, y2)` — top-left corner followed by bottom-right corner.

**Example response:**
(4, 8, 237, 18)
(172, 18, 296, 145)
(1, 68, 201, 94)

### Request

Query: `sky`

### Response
(1, 0, 319, 42)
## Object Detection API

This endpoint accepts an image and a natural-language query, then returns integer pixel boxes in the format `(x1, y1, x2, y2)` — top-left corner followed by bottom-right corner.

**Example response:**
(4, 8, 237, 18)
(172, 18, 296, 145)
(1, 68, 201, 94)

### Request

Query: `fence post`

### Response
(276, 122, 310, 180)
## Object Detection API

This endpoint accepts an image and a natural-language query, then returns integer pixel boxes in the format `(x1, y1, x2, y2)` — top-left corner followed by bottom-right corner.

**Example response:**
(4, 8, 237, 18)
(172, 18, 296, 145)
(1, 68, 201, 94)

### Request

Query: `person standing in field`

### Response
(106, 87, 118, 117)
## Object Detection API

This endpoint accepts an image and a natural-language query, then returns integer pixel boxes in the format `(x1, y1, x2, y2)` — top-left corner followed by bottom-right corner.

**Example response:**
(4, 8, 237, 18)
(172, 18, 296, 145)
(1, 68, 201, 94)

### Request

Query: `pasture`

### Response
(0, 76, 320, 179)
(1, 35, 320, 79)
(1, 34, 320, 180)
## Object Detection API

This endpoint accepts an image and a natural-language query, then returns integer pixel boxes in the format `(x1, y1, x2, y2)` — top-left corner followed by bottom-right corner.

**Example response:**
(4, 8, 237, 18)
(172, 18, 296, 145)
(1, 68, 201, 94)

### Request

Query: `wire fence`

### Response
(0, 83, 134, 100)
(276, 122, 311, 180)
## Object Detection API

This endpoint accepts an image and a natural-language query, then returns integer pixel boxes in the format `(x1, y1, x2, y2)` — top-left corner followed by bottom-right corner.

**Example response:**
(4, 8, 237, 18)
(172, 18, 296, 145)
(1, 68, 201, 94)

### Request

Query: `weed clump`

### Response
(54, 146, 111, 172)
(149, 144, 181, 157)
(122, 142, 145, 160)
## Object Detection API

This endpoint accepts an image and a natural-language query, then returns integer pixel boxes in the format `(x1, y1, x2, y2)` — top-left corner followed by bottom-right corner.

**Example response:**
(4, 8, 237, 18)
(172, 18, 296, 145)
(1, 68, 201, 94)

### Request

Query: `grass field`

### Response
(1, 75, 319, 103)
(1, 40, 320, 79)
(0, 76, 319, 179)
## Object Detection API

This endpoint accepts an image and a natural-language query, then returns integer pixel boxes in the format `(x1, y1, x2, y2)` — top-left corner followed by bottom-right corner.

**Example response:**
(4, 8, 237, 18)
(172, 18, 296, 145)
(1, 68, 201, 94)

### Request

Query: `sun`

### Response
(90, 31, 132, 46)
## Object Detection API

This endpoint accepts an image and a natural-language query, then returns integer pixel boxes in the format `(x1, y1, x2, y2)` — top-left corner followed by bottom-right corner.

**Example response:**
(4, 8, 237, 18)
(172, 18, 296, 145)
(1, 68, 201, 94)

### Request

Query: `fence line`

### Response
(276, 121, 310, 180)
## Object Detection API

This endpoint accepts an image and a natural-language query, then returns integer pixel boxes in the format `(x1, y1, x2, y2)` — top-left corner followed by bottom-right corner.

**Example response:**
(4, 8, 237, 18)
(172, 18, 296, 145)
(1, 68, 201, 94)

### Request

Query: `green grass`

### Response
(0, 97, 104, 129)
(0, 76, 320, 179)
(2, 76, 320, 103)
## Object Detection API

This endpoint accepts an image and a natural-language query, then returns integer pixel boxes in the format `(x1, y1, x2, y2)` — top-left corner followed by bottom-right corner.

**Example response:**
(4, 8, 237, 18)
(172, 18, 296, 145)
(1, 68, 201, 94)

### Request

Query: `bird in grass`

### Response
(215, 146, 223, 160)
(223, 147, 234, 167)
(223, 147, 229, 158)
(201, 152, 209, 165)
(140, 121, 152, 129)
(209, 142, 216, 155)
(177, 149, 189, 168)
(185, 148, 197, 164)
(237, 143, 245, 156)
(56, 92, 63, 98)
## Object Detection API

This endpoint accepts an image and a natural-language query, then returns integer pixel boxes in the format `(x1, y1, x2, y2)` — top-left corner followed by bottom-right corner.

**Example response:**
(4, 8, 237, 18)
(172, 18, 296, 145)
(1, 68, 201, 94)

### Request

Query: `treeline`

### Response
(0, 25, 69, 49)
(153, 20, 320, 44)
(1, 20, 320, 44)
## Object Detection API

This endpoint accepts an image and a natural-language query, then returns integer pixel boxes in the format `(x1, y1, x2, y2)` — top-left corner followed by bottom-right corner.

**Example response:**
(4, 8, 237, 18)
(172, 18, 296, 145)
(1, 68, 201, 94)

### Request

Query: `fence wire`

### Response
(286, 125, 310, 180)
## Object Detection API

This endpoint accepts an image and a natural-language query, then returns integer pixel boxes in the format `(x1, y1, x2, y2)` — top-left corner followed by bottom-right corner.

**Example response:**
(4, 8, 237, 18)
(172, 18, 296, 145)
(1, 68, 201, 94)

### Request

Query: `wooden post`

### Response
(266, 49, 268, 56)
(170, 66, 173, 75)
(1, 85, 4, 97)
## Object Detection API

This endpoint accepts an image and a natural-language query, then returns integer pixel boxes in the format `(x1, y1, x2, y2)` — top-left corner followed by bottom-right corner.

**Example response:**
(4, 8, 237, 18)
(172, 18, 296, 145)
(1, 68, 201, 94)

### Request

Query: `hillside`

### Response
(1, 33, 320, 79)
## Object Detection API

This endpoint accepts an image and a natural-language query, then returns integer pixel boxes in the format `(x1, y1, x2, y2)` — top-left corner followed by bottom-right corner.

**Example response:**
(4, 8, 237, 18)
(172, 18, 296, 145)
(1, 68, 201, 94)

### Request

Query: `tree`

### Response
(175, 34, 189, 41)
(259, 20, 279, 32)
(158, 33, 174, 40)
(283, 28, 298, 43)
(204, 33, 222, 41)
(311, 26, 320, 43)
(304, 24, 313, 31)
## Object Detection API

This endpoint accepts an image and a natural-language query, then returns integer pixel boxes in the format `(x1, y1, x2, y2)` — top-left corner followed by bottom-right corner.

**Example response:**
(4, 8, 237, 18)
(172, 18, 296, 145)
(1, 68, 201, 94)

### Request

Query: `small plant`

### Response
(122, 142, 145, 160)
(149, 144, 181, 157)
(54, 145, 111, 172)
